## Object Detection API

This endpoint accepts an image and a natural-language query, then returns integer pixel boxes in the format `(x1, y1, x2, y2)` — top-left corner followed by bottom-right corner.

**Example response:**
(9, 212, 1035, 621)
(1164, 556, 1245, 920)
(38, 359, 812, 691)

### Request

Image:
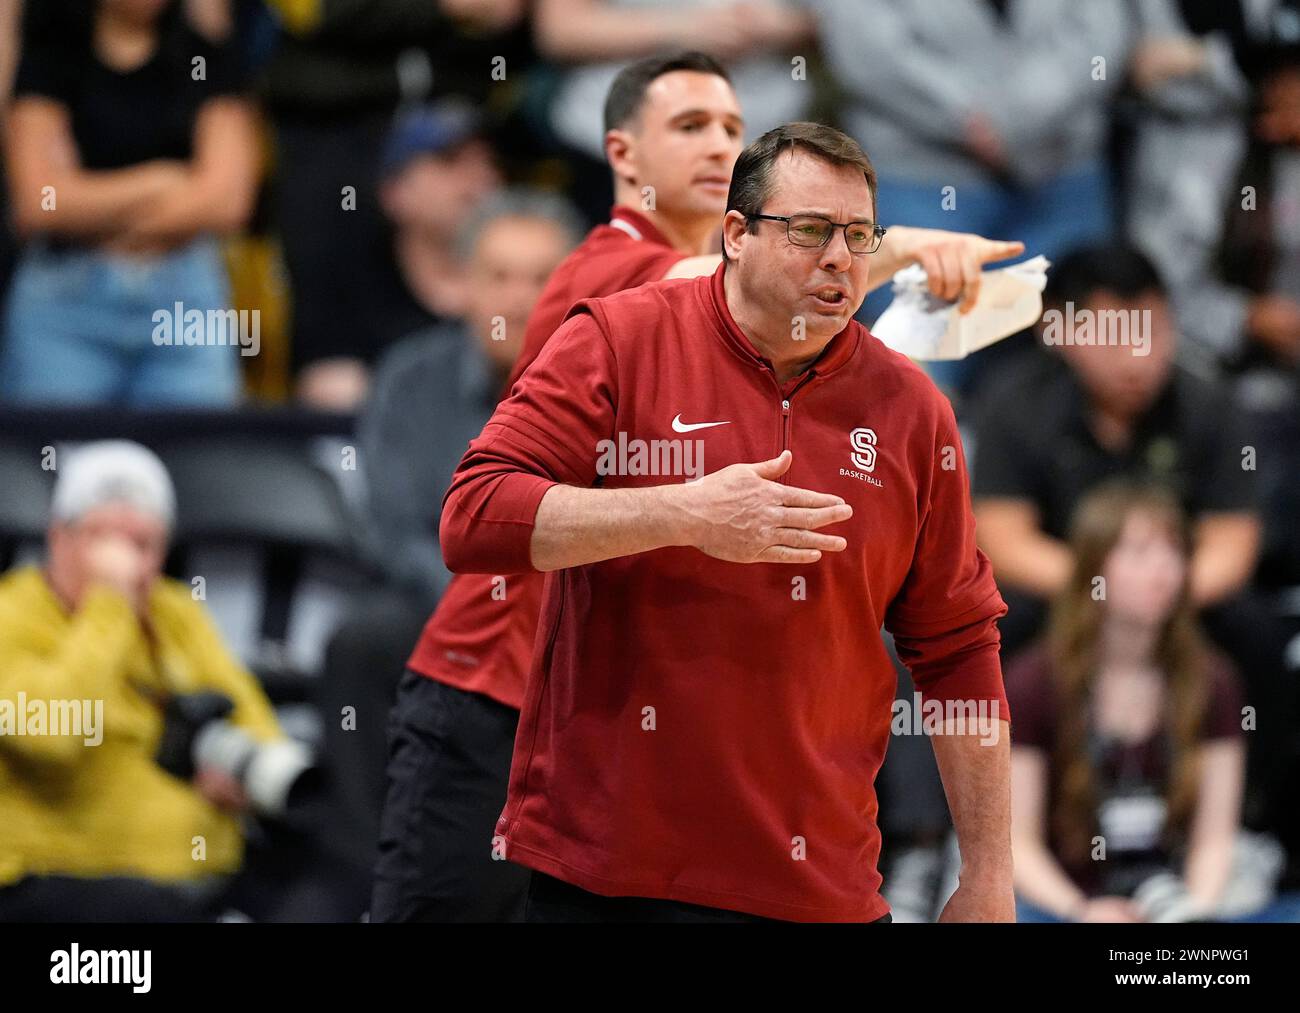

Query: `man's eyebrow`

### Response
(669, 108, 746, 127)
(786, 209, 878, 222)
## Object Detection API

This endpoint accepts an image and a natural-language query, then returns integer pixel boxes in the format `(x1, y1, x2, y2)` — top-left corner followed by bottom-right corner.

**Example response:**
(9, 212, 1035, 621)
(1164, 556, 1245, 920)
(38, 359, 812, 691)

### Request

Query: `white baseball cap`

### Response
(50, 440, 176, 529)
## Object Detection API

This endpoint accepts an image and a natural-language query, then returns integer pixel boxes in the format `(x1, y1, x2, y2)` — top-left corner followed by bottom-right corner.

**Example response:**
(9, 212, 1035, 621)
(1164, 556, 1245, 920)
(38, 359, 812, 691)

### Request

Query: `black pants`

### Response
(274, 111, 415, 373)
(524, 871, 894, 924)
(370, 669, 529, 922)
(0, 875, 225, 923)
(317, 588, 430, 879)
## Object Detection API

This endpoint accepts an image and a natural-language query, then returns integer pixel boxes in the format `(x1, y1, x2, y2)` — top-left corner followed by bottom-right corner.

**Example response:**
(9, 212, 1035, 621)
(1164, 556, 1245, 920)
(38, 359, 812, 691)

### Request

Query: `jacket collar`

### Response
(608, 206, 674, 249)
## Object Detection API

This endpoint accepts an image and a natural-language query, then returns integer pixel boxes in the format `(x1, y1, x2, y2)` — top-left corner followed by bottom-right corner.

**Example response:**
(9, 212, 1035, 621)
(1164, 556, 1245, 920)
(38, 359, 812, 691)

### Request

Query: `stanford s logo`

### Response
(850, 427, 878, 472)
(841, 427, 884, 488)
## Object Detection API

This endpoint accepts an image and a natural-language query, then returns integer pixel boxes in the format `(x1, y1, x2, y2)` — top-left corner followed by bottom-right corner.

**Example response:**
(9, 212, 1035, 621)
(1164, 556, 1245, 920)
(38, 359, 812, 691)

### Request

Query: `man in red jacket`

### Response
(439, 121, 1014, 923)
(373, 52, 1021, 922)
(371, 51, 737, 924)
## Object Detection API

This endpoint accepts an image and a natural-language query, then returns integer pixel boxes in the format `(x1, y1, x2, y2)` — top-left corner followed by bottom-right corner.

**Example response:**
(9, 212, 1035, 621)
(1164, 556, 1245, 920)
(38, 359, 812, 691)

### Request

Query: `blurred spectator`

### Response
(258, 0, 529, 408)
(0, 1, 19, 103)
(816, 0, 1134, 397)
(1231, 44, 1300, 374)
(292, 100, 503, 409)
(0, 0, 259, 407)
(1007, 481, 1273, 922)
(971, 244, 1295, 837)
(1126, 1, 1300, 381)
(1123, 3, 1300, 601)
(0, 1, 24, 296)
(314, 188, 579, 894)
(973, 247, 1261, 619)
(184, 0, 234, 40)
(262, 0, 530, 112)
(535, 0, 814, 220)
(358, 187, 581, 607)
(0, 441, 282, 921)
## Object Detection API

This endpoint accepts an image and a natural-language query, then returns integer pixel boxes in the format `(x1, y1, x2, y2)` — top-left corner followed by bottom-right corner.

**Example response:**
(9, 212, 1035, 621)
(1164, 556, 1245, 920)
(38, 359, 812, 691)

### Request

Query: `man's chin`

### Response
(804, 297, 855, 325)
(685, 189, 729, 218)
(796, 316, 849, 347)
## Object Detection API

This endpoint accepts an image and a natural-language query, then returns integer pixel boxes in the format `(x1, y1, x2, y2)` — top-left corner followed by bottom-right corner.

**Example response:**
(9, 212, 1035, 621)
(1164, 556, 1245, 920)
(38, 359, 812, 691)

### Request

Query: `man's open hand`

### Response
(675, 450, 852, 564)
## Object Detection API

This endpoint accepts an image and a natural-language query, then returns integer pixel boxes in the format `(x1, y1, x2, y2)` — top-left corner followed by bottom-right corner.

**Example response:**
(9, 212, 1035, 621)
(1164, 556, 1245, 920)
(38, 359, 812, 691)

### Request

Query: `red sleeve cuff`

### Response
(440, 473, 556, 574)
(892, 593, 1012, 727)
(913, 646, 1010, 721)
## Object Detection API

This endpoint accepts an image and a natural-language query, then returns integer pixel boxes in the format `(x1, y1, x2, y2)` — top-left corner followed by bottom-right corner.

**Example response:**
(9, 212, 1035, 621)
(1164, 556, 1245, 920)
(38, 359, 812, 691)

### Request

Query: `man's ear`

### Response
(721, 210, 749, 261)
(604, 129, 635, 185)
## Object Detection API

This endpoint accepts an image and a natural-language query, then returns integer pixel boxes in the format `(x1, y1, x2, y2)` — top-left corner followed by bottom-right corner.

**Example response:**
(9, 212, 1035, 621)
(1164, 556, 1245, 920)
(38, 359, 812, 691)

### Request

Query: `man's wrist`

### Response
(958, 854, 1014, 885)
(650, 482, 697, 550)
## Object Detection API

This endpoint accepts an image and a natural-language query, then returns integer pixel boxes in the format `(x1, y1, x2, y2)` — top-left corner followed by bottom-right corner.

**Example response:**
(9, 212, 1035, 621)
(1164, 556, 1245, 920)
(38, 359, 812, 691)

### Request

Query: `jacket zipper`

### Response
(770, 370, 816, 458)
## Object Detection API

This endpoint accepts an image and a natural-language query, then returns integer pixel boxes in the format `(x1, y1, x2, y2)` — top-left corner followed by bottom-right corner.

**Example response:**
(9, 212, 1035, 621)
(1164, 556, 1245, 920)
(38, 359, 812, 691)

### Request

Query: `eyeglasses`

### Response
(747, 213, 887, 254)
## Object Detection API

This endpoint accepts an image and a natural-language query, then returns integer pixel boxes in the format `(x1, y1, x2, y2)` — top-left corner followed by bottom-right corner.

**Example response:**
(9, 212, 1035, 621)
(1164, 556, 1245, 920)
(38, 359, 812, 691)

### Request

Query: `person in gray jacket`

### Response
(815, 0, 1135, 393)
(358, 190, 584, 607)
(313, 191, 580, 894)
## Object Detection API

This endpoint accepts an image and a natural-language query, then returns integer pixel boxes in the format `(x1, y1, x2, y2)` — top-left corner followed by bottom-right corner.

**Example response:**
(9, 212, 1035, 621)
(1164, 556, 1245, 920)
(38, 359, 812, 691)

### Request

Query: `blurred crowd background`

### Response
(0, 0, 1298, 923)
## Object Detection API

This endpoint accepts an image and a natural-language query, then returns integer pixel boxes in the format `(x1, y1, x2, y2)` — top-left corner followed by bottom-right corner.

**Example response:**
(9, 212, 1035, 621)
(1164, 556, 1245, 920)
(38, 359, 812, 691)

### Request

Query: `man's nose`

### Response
(819, 227, 854, 272)
(705, 121, 737, 158)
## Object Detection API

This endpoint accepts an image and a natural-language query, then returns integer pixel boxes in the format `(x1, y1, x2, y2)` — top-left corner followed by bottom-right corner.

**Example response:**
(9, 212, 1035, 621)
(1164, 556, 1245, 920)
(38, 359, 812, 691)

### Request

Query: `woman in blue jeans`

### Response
(1, 0, 258, 407)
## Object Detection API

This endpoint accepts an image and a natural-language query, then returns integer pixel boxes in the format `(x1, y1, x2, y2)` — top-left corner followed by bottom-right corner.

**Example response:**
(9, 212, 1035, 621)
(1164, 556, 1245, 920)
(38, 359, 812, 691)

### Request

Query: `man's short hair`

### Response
(1044, 245, 1165, 307)
(724, 123, 878, 259)
(603, 51, 732, 133)
(455, 188, 586, 263)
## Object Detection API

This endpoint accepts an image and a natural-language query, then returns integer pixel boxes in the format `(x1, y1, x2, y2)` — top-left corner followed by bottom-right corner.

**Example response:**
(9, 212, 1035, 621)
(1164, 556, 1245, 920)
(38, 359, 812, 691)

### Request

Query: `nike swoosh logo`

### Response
(672, 414, 732, 433)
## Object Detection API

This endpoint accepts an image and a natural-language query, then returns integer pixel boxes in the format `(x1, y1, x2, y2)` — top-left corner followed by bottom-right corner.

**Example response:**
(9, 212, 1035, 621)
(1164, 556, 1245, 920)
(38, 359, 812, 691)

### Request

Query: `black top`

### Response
(257, 0, 536, 118)
(971, 351, 1258, 538)
(13, 7, 246, 170)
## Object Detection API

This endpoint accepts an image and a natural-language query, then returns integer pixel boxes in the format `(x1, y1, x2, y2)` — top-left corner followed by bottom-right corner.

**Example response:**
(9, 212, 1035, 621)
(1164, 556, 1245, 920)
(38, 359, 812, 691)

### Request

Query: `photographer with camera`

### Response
(0, 440, 286, 922)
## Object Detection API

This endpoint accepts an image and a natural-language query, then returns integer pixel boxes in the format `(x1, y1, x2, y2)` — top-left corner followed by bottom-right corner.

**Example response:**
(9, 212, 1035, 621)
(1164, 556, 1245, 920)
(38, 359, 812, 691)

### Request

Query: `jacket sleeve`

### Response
(0, 588, 154, 767)
(885, 402, 1010, 721)
(440, 307, 619, 575)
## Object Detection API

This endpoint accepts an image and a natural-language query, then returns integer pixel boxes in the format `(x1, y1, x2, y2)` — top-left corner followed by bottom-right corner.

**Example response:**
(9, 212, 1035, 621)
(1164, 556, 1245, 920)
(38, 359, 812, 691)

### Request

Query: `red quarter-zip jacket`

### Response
(406, 208, 686, 708)
(439, 262, 1010, 922)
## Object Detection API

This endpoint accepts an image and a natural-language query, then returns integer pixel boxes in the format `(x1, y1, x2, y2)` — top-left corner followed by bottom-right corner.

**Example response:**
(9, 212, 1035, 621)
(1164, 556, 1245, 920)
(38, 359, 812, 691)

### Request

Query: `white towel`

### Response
(871, 255, 1051, 360)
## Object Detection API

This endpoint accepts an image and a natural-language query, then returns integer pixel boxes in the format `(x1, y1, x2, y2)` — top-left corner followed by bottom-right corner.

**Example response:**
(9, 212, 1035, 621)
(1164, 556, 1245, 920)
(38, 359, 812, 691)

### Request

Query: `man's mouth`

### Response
(694, 175, 730, 190)
(811, 286, 849, 308)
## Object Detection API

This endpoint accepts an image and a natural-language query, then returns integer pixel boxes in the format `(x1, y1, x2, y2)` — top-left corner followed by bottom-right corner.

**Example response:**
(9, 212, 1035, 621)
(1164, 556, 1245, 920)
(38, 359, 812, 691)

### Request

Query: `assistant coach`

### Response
(440, 122, 1015, 923)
